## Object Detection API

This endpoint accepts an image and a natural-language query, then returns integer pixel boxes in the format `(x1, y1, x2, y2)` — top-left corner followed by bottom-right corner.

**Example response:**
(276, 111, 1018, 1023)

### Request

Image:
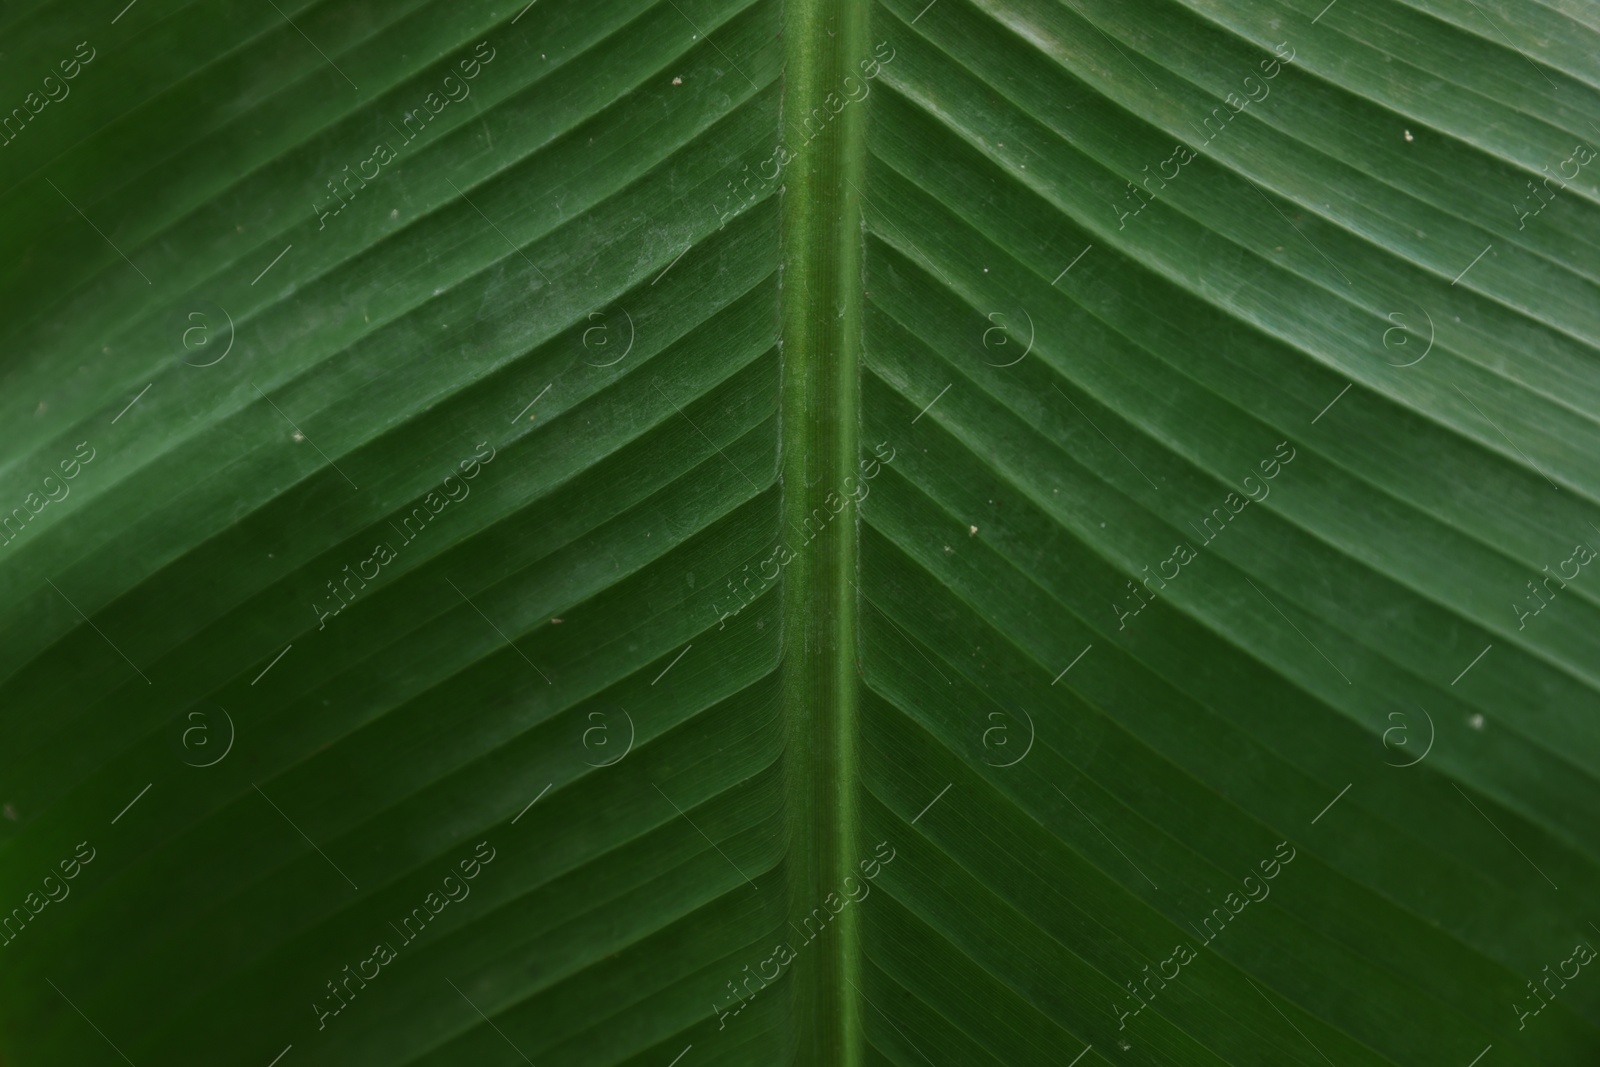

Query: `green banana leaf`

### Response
(1, 0, 1597, 1063)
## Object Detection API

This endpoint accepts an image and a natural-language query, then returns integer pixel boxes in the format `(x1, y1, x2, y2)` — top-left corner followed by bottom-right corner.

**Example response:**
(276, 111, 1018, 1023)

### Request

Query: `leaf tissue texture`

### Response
(0, 0, 1597, 1064)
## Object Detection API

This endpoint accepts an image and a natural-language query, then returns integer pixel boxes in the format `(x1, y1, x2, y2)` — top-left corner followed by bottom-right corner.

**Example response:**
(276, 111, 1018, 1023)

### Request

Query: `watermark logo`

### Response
(180, 706, 235, 768)
(581, 308, 634, 368)
(713, 841, 896, 1031)
(176, 300, 235, 367)
(980, 706, 1035, 767)
(1116, 42, 1294, 231)
(1381, 309, 1433, 368)
(712, 41, 897, 231)
(981, 309, 1033, 368)
(1381, 705, 1433, 768)
(1512, 531, 1598, 632)
(1116, 441, 1296, 630)
(581, 707, 634, 768)
(313, 841, 496, 1031)
(0, 841, 95, 949)
(1515, 933, 1597, 1031)
(313, 41, 498, 232)
(0, 41, 96, 152)
(1514, 142, 1595, 232)
(1, 441, 96, 550)
(1113, 841, 1296, 1032)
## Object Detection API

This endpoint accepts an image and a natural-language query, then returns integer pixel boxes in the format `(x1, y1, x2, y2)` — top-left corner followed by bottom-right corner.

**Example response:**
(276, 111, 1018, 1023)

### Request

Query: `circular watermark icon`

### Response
(170, 300, 235, 368)
(981, 706, 1035, 768)
(1381, 309, 1433, 368)
(581, 707, 634, 767)
(581, 308, 635, 368)
(180, 706, 235, 767)
(981, 308, 1033, 368)
(1382, 705, 1433, 768)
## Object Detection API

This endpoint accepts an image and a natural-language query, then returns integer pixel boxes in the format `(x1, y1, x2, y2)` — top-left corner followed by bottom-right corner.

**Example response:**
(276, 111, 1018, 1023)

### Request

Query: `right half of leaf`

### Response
(855, 0, 1600, 1064)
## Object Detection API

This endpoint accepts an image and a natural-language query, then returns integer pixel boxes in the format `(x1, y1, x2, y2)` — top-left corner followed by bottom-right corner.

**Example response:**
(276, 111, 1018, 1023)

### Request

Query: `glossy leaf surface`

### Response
(0, 0, 1596, 1065)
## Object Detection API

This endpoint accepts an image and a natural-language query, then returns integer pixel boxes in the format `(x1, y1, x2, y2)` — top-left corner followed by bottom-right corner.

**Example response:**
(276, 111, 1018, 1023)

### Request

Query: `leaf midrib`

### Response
(778, 0, 870, 1061)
